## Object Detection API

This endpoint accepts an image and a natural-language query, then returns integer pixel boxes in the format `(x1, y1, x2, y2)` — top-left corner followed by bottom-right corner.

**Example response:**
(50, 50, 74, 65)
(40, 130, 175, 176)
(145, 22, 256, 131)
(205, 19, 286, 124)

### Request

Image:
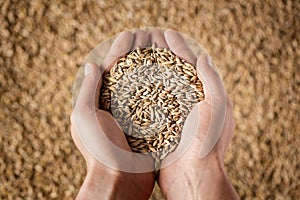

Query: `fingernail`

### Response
(84, 63, 93, 76)
(169, 27, 178, 31)
(206, 55, 213, 68)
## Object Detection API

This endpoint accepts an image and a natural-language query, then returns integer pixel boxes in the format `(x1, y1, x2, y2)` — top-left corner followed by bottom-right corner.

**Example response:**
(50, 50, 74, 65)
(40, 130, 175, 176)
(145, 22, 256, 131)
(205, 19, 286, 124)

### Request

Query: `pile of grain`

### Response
(1, 0, 299, 199)
(100, 46, 204, 169)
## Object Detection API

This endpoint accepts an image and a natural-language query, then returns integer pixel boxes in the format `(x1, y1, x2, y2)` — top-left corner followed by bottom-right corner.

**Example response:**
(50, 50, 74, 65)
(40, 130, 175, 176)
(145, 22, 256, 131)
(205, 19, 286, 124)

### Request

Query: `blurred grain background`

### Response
(0, 0, 299, 199)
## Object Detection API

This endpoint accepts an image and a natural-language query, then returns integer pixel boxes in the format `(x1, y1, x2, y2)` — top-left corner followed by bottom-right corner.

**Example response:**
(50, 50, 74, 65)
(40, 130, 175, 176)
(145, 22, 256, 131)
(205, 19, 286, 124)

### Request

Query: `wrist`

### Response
(77, 163, 154, 200)
(76, 165, 121, 200)
(160, 153, 232, 200)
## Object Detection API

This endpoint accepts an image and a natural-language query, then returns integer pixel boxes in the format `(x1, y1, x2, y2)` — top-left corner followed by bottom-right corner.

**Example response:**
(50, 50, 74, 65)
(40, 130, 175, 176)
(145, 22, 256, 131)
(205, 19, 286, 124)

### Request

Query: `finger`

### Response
(196, 54, 225, 103)
(164, 28, 197, 65)
(74, 63, 102, 111)
(195, 54, 227, 158)
(96, 111, 132, 152)
(161, 101, 209, 166)
(102, 31, 134, 73)
(149, 29, 168, 48)
(132, 30, 150, 50)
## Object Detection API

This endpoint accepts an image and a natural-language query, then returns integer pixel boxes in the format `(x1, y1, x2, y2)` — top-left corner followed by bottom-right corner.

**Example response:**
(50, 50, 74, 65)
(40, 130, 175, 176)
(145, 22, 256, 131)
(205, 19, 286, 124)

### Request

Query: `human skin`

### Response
(70, 28, 239, 200)
(70, 30, 155, 200)
(158, 29, 239, 200)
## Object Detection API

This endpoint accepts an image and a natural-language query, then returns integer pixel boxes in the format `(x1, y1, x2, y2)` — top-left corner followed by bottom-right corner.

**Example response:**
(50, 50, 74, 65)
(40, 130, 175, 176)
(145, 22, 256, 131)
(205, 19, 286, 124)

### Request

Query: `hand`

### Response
(157, 29, 239, 199)
(70, 30, 155, 200)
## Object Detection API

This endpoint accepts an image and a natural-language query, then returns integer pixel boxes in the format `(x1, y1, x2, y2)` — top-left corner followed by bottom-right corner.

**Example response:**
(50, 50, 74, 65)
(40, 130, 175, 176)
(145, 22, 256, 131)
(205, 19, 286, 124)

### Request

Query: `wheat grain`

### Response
(99, 46, 204, 170)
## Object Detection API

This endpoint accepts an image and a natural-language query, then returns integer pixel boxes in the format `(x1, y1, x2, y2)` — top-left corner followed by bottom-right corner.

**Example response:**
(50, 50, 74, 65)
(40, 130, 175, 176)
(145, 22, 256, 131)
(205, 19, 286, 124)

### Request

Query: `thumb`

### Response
(74, 62, 102, 112)
(195, 54, 227, 158)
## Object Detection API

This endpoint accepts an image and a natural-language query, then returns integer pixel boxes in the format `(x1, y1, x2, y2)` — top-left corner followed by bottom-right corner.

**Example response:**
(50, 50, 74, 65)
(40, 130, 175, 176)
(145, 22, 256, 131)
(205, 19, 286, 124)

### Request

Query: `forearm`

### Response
(76, 166, 153, 200)
(162, 158, 239, 200)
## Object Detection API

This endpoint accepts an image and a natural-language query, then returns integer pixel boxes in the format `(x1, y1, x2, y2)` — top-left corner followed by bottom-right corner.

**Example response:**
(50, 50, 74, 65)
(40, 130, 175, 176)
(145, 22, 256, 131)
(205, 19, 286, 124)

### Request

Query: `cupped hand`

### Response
(70, 30, 155, 200)
(157, 29, 239, 199)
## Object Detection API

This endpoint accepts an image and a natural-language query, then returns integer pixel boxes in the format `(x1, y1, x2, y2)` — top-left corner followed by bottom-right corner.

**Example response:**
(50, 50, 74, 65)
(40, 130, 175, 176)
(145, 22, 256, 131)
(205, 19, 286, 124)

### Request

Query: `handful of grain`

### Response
(99, 46, 205, 169)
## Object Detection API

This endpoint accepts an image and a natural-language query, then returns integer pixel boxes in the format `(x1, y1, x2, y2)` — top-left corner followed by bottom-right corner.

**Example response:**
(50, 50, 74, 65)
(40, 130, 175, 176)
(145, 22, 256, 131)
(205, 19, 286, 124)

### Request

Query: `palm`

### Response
(155, 29, 235, 197)
(71, 30, 160, 199)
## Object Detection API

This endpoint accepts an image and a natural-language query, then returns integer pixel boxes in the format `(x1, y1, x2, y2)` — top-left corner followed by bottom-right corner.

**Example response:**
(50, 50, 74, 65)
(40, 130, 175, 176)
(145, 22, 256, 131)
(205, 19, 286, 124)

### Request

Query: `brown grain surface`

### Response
(0, 0, 299, 199)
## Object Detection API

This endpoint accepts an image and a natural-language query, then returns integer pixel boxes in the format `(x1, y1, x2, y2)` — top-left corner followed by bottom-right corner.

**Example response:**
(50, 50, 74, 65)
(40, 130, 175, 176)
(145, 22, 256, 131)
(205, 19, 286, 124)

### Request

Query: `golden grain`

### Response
(99, 47, 204, 169)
